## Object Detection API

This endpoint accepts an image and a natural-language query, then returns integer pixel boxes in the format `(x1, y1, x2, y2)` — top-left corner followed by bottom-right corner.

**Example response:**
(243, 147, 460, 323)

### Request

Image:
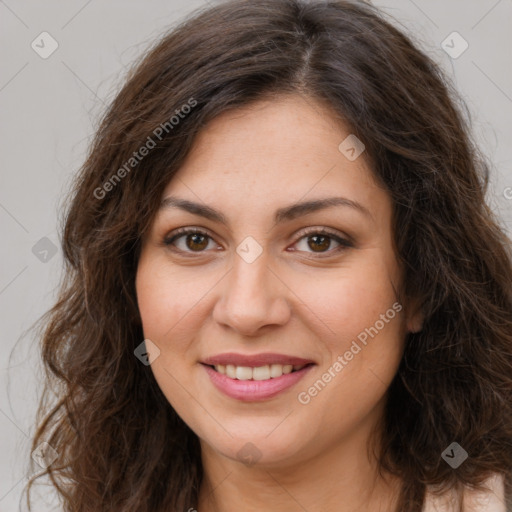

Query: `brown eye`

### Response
(305, 234, 332, 252)
(293, 228, 353, 256)
(184, 233, 209, 251)
(164, 228, 215, 253)
(163, 227, 353, 257)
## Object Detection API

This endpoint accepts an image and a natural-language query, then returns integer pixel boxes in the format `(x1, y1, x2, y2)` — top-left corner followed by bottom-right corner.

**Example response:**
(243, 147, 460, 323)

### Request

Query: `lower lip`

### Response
(202, 363, 315, 401)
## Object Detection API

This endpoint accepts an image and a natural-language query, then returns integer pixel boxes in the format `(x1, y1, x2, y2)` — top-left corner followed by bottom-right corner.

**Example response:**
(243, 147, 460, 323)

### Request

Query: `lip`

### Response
(202, 352, 315, 367)
(201, 362, 316, 402)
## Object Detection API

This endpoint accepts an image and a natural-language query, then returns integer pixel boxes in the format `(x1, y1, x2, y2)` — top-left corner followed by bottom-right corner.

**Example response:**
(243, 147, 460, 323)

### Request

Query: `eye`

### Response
(163, 227, 219, 254)
(163, 227, 353, 257)
(292, 227, 353, 256)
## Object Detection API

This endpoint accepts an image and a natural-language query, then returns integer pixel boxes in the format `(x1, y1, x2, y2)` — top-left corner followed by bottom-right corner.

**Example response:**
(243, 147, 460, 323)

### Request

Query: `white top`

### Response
(423, 473, 507, 511)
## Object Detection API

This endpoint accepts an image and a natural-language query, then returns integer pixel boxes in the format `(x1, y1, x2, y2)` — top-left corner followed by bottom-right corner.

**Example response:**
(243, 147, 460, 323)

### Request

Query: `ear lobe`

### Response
(405, 297, 424, 333)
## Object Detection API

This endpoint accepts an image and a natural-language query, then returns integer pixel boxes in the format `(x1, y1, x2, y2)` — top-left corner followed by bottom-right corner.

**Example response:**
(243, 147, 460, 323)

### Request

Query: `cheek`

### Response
(135, 254, 207, 343)
(293, 255, 404, 397)
(293, 255, 400, 340)
(295, 271, 404, 434)
(135, 255, 201, 410)
(136, 260, 172, 339)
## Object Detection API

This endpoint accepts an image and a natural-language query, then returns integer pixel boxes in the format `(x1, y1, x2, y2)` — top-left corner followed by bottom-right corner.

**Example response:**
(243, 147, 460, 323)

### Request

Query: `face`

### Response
(135, 94, 422, 468)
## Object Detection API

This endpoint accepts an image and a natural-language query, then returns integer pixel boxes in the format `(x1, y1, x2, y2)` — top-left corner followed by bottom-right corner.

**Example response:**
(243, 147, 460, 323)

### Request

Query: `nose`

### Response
(212, 249, 291, 336)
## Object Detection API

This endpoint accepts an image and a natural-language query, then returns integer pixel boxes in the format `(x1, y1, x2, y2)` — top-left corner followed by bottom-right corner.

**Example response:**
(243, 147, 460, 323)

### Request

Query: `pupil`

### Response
(187, 234, 208, 251)
(309, 235, 329, 252)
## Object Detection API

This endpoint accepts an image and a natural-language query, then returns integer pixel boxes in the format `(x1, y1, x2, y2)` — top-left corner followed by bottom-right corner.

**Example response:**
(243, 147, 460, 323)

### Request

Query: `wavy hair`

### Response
(23, 0, 512, 510)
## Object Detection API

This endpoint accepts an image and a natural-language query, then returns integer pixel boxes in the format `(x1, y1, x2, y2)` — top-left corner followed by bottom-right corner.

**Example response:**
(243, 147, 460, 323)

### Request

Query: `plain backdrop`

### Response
(1, 0, 511, 510)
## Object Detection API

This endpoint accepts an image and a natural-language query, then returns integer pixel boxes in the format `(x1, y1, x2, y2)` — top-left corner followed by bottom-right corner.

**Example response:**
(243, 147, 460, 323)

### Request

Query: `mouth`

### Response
(200, 353, 316, 401)
(203, 362, 314, 381)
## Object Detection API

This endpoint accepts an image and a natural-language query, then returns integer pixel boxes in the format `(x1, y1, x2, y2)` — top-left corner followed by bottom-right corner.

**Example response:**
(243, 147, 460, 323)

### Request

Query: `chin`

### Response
(200, 429, 308, 468)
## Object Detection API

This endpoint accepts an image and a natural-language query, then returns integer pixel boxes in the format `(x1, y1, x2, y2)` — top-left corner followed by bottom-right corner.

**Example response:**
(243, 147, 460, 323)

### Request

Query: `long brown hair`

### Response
(23, 0, 512, 510)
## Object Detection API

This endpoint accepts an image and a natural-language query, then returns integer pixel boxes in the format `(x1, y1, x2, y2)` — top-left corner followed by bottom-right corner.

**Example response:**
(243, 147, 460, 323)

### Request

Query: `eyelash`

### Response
(162, 227, 353, 258)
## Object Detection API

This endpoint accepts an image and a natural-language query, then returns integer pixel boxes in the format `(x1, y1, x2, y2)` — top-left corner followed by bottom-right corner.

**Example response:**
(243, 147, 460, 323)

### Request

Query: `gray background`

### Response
(1, 0, 511, 510)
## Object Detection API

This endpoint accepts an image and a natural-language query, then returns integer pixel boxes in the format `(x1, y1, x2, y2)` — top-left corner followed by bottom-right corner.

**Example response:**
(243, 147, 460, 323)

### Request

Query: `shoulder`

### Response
(423, 473, 507, 512)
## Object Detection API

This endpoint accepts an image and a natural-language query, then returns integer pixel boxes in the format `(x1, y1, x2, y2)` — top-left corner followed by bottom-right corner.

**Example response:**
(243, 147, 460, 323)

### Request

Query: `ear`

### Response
(405, 296, 424, 333)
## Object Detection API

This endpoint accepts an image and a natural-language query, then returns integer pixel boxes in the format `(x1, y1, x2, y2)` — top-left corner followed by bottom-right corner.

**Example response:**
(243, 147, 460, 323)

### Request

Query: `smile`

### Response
(201, 362, 315, 401)
(210, 363, 309, 380)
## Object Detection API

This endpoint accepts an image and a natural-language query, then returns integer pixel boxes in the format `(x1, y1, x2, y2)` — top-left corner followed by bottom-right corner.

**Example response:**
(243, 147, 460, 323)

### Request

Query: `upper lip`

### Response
(202, 352, 315, 367)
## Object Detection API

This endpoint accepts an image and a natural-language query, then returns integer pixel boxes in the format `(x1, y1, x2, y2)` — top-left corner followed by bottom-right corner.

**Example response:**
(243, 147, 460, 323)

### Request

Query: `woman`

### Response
(25, 0, 512, 510)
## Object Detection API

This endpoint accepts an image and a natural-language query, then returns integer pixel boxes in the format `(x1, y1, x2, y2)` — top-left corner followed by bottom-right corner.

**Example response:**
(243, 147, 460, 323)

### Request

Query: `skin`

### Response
(135, 94, 424, 512)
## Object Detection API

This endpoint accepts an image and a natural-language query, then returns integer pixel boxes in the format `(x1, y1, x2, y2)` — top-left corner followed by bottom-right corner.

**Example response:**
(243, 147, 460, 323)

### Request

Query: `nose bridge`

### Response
(229, 242, 277, 308)
(214, 239, 290, 333)
(232, 246, 272, 299)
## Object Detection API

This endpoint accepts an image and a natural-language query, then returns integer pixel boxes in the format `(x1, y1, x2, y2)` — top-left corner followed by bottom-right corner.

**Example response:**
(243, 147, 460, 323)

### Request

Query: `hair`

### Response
(22, 0, 512, 510)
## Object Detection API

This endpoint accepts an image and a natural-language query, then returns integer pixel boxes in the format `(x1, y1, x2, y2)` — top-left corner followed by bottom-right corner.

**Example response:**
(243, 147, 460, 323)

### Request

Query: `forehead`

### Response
(161, 94, 390, 223)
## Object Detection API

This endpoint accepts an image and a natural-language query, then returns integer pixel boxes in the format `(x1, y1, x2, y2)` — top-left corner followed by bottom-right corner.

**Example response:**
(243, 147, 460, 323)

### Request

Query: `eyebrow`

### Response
(159, 195, 373, 227)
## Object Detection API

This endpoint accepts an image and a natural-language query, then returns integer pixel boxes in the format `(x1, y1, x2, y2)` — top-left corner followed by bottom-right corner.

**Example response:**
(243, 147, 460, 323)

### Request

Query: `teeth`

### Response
(253, 365, 270, 380)
(235, 366, 253, 380)
(270, 364, 284, 378)
(214, 363, 307, 380)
